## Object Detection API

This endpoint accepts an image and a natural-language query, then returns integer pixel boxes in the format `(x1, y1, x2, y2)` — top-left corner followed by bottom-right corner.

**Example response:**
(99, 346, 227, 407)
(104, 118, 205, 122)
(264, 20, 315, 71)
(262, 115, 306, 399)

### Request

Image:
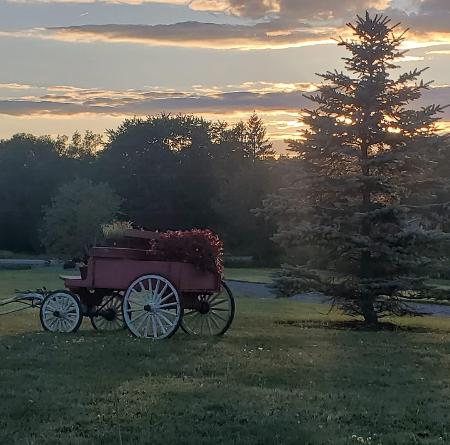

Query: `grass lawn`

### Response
(1, 268, 450, 443)
(0, 266, 64, 297)
(224, 267, 278, 284)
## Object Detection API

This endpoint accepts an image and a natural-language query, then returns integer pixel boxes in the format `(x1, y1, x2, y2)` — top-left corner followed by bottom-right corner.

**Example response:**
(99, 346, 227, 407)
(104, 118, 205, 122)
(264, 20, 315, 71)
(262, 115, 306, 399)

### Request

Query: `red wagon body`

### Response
(64, 247, 220, 295)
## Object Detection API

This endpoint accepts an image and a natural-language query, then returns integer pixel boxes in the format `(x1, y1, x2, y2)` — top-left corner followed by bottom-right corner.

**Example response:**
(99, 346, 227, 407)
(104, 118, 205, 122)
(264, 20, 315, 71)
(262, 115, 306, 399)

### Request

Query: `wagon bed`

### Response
(64, 246, 220, 294)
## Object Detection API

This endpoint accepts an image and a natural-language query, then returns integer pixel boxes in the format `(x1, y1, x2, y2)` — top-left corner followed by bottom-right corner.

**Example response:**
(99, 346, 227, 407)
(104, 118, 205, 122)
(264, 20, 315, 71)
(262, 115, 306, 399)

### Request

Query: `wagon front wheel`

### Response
(123, 275, 182, 340)
(181, 281, 235, 336)
(40, 291, 82, 333)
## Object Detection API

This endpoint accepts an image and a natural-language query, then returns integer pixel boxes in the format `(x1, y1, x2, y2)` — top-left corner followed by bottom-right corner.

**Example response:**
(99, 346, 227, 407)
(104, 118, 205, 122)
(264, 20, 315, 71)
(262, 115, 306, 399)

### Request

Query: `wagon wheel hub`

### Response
(102, 308, 116, 321)
(198, 301, 210, 315)
(53, 310, 61, 318)
(144, 304, 153, 313)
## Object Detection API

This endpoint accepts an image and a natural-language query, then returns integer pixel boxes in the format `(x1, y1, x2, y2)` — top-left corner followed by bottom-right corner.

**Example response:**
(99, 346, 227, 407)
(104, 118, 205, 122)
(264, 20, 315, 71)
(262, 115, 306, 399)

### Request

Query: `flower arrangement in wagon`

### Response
(102, 223, 224, 274)
(147, 229, 224, 274)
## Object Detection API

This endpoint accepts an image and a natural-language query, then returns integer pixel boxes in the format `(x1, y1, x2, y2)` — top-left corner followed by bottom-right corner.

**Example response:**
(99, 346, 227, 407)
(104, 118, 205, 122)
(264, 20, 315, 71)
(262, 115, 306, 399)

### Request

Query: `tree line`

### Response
(0, 113, 283, 264)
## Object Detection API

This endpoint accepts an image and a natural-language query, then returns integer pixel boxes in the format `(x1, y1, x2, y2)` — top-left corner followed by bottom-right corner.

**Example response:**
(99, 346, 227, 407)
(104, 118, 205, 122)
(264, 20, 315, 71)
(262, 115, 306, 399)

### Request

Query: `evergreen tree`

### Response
(261, 13, 450, 325)
(245, 112, 275, 161)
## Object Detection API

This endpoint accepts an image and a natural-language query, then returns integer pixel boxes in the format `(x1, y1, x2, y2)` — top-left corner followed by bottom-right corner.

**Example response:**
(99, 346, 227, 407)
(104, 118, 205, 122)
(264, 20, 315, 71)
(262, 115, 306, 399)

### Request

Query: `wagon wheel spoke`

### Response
(125, 308, 145, 314)
(151, 315, 158, 338)
(127, 300, 146, 308)
(159, 292, 175, 304)
(183, 309, 197, 317)
(45, 304, 59, 313)
(158, 302, 178, 309)
(188, 311, 201, 329)
(155, 283, 168, 303)
(143, 315, 150, 337)
(136, 312, 150, 335)
(209, 313, 222, 331)
(132, 310, 149, 325)
(147, 279, 154, 298)
(154, 313, 167, 334)
(210, 311, 227, 323)
(197, 315, 206, 333)
(154, 280, 160, 300)
(206, 317, 213, 335)
(159, 308, 178, 317)
(48, 317, 58, 330)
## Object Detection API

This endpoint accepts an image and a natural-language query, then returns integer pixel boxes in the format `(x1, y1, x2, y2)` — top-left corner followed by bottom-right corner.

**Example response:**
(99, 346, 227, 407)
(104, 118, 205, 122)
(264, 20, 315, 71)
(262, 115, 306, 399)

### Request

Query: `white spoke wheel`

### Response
(39, 291, 82, 333)
(181, 281, 235, 336)
(123, 275, 181, 340)
(91, 293, 125, 331)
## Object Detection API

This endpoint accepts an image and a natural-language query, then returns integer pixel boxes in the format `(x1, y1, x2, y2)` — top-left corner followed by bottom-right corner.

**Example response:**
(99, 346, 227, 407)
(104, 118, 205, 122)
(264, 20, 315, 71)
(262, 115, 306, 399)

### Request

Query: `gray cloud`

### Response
(381, 1, 450, 35)
(0, 87, 310, 116)
(43, 21, 328, 49)
(0, 83, 448, 118)
(190, 0, 389, 20)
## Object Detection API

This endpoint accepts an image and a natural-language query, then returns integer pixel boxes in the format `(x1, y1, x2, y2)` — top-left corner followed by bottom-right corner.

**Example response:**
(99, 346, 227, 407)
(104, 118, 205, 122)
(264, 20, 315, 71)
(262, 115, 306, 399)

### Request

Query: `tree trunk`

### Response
(361, 297, 378, 325)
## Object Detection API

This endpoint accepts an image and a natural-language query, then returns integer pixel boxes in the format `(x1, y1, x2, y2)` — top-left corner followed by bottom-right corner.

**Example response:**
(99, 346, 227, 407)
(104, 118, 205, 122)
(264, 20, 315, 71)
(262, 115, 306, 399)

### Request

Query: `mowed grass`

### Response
(2, 268, 450, 444)
(0, 266, 64, 297)
(224, 267, 278, 284)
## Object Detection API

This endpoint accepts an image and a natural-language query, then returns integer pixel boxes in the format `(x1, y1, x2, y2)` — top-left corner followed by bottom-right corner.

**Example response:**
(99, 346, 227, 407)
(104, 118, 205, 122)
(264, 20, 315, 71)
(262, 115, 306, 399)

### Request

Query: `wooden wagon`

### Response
(37, 229, 235, 340)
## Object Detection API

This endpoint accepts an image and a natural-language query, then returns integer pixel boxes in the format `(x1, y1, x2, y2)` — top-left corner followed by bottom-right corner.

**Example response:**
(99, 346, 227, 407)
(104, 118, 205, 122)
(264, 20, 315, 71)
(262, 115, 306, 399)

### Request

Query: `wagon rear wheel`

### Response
(181, 281, 235, 336)
(91, 292, 125, 331)
(40, 290, 82, 333)
(123, 275, 182, 340)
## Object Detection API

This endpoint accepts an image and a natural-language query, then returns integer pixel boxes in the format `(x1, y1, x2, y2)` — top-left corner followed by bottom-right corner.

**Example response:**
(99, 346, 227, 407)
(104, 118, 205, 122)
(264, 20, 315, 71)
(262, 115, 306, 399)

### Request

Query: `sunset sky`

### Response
(1, 0, 450, 152)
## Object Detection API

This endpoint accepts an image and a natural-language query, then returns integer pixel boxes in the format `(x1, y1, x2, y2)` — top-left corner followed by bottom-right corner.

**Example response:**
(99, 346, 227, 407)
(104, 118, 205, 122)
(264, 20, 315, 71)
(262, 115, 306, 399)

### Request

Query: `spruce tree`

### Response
(245, 112, 275, 161)
(262, 13, 450, 325)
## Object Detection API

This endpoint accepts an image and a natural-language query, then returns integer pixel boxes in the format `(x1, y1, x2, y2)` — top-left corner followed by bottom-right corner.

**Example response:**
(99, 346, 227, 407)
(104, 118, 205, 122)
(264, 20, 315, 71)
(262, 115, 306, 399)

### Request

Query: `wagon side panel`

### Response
(178, 263, 220, 293)
(92, 258, 184, 291)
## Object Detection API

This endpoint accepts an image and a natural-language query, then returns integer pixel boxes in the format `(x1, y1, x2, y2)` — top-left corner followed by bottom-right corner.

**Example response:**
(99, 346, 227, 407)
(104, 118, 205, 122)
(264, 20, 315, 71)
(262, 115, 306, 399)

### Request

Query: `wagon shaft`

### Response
(0, 291, 45, 316)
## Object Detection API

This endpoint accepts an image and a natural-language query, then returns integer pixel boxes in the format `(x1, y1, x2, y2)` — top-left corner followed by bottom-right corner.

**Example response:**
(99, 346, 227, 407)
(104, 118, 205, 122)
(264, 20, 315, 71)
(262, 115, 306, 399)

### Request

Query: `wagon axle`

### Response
(98, 307, 117, 321)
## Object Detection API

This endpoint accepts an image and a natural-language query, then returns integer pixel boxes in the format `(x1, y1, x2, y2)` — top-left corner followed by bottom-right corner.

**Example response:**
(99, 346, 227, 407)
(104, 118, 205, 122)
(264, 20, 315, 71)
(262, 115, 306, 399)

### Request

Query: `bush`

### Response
(41, 179, 121, 259)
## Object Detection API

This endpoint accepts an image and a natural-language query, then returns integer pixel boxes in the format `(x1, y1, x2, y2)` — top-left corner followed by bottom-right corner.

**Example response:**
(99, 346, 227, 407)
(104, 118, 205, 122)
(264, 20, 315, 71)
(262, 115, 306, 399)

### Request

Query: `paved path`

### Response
(226, 280, 450, 317)
(0, 259, 60, 267)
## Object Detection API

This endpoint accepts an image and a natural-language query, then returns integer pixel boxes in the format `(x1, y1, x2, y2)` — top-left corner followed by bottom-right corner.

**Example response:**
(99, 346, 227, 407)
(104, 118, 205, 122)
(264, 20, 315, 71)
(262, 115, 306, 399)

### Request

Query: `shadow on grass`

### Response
(275, 319, 433, 332)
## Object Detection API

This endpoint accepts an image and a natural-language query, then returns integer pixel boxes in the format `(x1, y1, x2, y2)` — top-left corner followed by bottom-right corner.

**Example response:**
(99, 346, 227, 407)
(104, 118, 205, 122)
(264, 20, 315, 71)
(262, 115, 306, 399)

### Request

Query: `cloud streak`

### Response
(0, 82, 314, 116)
(7, 21, 334, 50)
(0, 82, 449, 119)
